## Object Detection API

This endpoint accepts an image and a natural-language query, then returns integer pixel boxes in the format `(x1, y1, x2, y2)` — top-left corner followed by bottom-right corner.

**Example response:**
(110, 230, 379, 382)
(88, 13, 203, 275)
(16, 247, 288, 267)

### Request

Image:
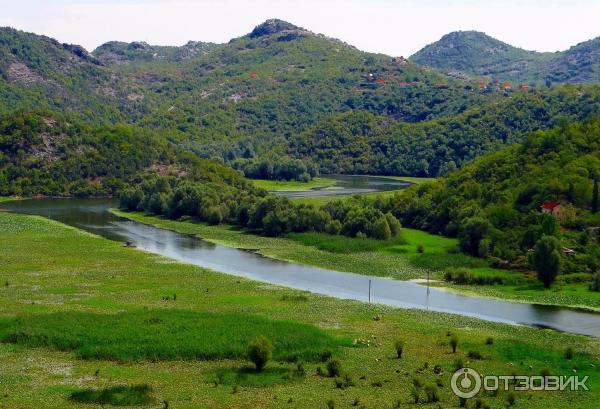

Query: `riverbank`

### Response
(1, 211, 599, 408)
(112, 210, 600, 311)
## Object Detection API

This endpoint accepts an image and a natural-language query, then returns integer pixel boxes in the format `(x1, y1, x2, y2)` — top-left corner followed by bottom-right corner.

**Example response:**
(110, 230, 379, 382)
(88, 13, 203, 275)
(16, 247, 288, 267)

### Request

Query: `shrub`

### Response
(453, 358, 464, 371)
(334, 373, 354, 389)
(416, 243, 424, 253)
(424, 384, 440, 403)
(591, 273, 600, 292)
(386, 212, 402, 236)
(247, 336, 272, 371)
(410, 386, 420, 404)
(433, 364, 443, 374)
(468, 350, 483, 360)
(507, 391, 516, 406)
(326, 399, 335, 409)
(564, 347, 574, 360)
(541, 367, 551, 384)
(450, 335, 459, 353)
(394, 339, 404, 358)
(485, 337, 494, 345)
(326, 360, 341, 377)
(325, 220, 342, 235)
(70, 385, 152, 406)
(319, 349, 332, 362)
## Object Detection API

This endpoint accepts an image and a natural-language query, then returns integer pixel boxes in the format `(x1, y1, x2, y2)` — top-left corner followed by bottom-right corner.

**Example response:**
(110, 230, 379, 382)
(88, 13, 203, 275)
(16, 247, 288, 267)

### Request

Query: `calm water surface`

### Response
(275, 175, 411, 197)
(4, 195, 600, 337)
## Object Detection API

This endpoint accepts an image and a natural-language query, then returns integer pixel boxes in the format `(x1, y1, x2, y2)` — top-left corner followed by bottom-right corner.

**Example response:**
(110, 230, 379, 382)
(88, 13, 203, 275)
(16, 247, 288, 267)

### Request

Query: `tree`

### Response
(247, 336, 272, 371)
(593, 176, 599, 214)
(385, 212, 401, 236)
(372, 217, 391, 240)
(119, 187, 143, 211)
(531, 236, 562, 288)
(540, 213, 559, 236)
(458, 217, 489, 257)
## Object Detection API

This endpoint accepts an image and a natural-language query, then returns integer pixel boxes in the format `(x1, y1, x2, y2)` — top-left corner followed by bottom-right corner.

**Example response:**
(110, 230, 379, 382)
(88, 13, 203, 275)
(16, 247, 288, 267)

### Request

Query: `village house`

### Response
(540, 201, 567, 221)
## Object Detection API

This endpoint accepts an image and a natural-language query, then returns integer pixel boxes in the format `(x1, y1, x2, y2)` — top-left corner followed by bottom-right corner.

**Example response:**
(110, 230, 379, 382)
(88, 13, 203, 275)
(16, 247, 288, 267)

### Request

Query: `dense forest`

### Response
(0, 110, 243, 196)
(379, 117, 600, 285)
(119, 174, 402, 240)
(290, 85, 600, 176)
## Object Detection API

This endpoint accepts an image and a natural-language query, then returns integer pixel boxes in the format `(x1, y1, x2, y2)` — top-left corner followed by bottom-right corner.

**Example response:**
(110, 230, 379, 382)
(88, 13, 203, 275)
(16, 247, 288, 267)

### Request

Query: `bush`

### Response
(319, 349, 332, 362)
(450, 335, 459, 353)
(424, 384, 440, 403)
(485, 337, 494, 345)
(453, 358, 464, 371)
(334, 373, 354, 389)
(386, 212, 402, 236)
(507, 391, 516, 406)
(468, 350, 483, 360)
(591, 273, 600, 292)
(70, 385, 152, 405)
(394, 339, 404, 358)
(326, 360, 341, 377)
(416, 243, 424, 253)
(325, 220, 342, 235)
(247, 336, 272, 371)
(410, 386, 420, 404)
(541, 367, 551, 384)
(564, 347, 574, 360)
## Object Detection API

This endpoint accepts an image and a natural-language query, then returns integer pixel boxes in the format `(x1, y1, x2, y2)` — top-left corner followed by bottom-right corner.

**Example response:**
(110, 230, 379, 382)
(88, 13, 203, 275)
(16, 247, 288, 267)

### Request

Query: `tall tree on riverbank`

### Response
(531, 236, 562, 288)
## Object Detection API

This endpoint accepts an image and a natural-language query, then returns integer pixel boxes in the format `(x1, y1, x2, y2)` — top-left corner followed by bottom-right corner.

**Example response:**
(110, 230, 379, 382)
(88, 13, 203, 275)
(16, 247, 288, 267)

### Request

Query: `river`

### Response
(3, 176, 600, 337)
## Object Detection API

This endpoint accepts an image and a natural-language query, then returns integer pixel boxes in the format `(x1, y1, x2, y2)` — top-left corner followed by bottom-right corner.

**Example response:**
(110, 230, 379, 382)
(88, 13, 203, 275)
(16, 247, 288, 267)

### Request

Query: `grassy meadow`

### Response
(1, 211, 600, 408)
(251, 177, 339, 192)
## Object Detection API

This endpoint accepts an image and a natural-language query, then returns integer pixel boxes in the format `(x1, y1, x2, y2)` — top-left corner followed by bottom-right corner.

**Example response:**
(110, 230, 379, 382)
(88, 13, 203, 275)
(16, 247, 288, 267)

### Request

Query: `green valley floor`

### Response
(0, 211, 599, 408)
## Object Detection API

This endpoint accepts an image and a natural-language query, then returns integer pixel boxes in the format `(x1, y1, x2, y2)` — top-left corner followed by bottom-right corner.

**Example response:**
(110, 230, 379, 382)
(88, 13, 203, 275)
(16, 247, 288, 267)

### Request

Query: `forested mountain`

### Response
(411, 31, 600, 86)
(290, 85, 600, 176)
(0, 21, 501, 176)
(1, 20, 600, 180)
(0, 110, 246, 196)
(383, 116, 600, 274)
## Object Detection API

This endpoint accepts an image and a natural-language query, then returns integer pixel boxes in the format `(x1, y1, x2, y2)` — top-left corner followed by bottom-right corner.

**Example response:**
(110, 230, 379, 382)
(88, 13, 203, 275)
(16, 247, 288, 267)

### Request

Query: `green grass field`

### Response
(1, 212, 600, 408)
(384, 176, 436, 185)
(251, 177, 338, 191)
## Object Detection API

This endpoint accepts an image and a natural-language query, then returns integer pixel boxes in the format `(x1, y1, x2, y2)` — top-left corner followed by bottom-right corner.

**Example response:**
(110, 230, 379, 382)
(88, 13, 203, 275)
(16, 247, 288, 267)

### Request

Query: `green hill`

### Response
(290, 85, 600, 176)
(1, 21, 600, 180)
(387, 116, 600, 275)
(411, 31, 600, 86)
(0, 22, 497, 173)
(0, 110, 246, 197)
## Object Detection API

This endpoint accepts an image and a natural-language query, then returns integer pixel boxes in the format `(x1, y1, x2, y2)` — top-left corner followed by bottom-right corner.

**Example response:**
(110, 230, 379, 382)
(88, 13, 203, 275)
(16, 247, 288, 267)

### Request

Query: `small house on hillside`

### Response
(540, 201, 566, 221)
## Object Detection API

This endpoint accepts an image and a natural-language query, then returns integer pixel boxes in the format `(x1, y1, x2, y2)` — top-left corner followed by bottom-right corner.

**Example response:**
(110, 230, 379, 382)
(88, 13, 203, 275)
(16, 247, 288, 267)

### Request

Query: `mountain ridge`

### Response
(410, 30, 600, 85)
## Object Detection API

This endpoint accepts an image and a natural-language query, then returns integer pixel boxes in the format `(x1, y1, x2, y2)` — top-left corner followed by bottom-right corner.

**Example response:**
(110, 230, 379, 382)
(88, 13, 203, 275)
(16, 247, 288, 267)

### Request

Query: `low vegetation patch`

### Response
(69, 385, 153, 406)
(209, 367, 304, 387)
(0, 310, 343, 362)
(287, 231, 405, 253)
